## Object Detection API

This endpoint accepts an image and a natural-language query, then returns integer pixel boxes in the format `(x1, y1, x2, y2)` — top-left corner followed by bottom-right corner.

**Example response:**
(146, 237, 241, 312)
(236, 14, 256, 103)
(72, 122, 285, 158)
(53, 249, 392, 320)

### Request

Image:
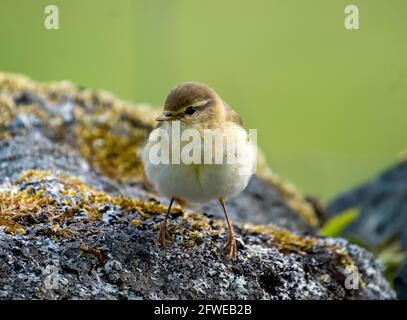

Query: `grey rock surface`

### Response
(0, 219, 396, 299)
(0, 159, 397, 299)
(0, 73, 396, 299)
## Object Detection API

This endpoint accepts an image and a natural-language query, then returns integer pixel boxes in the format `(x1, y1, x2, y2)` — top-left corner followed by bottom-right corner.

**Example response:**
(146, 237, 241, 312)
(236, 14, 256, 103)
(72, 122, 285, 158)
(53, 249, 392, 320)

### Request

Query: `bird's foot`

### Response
(158, 222, 172, 249)
(222, 232, 237, 261)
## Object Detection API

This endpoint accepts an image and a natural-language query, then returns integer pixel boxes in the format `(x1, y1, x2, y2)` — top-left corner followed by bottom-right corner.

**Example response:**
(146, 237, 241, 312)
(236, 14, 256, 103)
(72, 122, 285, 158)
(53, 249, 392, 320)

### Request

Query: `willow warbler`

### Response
(142, 82, 256, 260)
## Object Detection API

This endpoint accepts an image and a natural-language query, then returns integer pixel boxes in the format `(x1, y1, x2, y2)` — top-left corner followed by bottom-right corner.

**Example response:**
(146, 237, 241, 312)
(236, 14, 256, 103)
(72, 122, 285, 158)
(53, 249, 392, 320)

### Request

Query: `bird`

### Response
(142, 82, 256, 260)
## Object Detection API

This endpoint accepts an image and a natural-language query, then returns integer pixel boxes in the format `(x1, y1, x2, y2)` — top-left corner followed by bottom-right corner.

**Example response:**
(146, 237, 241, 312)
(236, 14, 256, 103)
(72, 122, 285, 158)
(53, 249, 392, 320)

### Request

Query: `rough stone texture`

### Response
(204, 176, 315, 232)
(0, 73, 395, 299)
(328, 160, 407, 249)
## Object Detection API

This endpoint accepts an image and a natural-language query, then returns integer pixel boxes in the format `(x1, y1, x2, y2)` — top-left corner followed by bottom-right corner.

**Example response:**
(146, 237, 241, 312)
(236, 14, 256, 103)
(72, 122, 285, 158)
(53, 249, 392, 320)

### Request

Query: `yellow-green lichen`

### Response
(70, 88, 156, 183)
(18, 169, 183, 219)
(14, 170, 208, 247)
(0, 95, 15, 140)
(0, 170, 184, 235)
(0, 72, 159, 184)
(130, 218, 143, 226)
(169, 212, 212, 248)
(0, 90, 50, 136)
(1, 169, 361, 285)
(112, 196, 182, 217)
(75, 119, 146, 183)
(16, 169, 56, 184)
(245, 223, 361, 287)
(246, 224, 317, 254)
(79, 245, 108, 266)
(0, 188, 57, 234)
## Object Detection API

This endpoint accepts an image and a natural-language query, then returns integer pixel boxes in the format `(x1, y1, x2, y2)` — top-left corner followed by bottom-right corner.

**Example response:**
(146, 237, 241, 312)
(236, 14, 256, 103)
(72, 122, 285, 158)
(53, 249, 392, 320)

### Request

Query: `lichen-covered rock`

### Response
(0, 73, 395, 299)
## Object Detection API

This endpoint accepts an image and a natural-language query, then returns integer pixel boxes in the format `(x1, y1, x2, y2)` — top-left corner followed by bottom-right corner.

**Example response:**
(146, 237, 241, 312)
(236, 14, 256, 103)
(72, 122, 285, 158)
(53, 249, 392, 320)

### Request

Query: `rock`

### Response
(0, 73, 395, 299)
(328, 161, 407, 249)
(203, 176, 315, 233)
(395, 258, 407, 300)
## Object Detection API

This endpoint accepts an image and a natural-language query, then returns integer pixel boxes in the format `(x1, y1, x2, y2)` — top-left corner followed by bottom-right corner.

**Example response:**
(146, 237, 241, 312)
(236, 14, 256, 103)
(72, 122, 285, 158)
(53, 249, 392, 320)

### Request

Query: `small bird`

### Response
(142, 82, 256, 260)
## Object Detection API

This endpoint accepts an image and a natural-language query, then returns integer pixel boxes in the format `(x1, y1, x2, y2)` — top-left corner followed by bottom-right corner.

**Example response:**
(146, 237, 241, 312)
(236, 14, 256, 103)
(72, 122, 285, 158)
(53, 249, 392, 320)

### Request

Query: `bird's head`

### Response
(156, 82, 225, 127)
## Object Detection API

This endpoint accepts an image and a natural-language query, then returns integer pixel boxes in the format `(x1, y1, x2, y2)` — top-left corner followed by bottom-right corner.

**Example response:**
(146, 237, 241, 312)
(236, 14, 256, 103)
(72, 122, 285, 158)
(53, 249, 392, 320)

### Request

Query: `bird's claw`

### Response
(158, 223, 172, 249)
(222, 233, 237, 261)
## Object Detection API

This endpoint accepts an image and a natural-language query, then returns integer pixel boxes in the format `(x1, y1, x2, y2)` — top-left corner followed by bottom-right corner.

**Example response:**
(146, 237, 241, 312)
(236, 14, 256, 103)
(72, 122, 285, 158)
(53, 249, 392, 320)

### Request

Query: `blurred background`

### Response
(1, 0, 406, 200)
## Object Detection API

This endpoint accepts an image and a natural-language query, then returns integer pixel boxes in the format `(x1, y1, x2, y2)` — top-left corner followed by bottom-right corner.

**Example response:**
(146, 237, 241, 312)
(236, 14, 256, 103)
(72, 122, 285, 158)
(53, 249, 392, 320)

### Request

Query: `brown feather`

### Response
(164, 82, 217, 113)
(223, 101, 243, 127)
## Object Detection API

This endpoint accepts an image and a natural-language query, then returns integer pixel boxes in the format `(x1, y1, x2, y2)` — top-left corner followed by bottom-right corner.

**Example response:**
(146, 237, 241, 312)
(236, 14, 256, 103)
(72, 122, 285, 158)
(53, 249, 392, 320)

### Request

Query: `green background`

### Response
(1, 0, 406, 199)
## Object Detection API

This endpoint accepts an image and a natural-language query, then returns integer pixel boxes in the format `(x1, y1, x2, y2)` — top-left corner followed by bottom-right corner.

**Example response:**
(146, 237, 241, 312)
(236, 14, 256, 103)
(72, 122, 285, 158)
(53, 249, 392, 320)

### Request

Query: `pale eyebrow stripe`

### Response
(192, 99, 211, 107)
(170, 99, 211, 115)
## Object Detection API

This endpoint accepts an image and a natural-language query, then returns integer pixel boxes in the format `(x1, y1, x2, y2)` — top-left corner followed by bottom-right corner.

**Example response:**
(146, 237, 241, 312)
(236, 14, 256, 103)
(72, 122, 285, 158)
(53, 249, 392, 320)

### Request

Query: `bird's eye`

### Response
(185, 107, 196, 115)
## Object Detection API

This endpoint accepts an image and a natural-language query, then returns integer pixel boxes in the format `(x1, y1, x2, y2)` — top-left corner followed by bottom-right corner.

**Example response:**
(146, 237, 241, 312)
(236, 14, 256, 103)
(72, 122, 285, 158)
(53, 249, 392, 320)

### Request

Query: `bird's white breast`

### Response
(142, 122, 256, 204)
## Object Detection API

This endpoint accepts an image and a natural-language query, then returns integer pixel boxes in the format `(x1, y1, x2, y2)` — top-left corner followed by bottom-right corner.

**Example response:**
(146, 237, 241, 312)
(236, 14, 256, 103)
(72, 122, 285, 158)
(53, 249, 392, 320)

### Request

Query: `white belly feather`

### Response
(142, 123, 256, 204)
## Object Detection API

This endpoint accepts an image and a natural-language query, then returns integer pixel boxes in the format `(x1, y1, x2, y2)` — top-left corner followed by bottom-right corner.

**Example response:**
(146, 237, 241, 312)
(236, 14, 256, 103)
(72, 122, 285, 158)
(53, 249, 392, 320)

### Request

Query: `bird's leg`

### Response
(219, 198, 237, 261)
(159, 197, 174, 249)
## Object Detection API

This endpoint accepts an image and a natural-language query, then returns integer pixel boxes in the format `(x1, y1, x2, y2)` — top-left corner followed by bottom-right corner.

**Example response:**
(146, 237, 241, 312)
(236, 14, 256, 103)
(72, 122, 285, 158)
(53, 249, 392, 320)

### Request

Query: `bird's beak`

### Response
(155, 112, 177, 122)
